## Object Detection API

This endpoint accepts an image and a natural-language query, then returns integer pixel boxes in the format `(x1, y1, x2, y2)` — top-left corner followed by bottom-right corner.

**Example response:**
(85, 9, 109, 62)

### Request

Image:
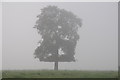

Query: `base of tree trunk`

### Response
(54, 61, 58, 70)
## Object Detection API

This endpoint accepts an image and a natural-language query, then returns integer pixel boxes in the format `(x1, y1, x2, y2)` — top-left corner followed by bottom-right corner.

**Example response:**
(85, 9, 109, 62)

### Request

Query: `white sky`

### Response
(2, 2, 118, 71)
(0, 2, 2, 80)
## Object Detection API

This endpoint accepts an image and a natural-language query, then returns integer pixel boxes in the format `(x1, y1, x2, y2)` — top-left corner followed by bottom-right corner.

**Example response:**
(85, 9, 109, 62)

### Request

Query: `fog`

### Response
(2, 2, 118, 71)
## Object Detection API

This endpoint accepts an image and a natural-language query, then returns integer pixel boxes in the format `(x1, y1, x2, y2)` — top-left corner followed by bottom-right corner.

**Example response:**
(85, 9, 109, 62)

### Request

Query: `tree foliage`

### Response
(34, 6, 82, 62)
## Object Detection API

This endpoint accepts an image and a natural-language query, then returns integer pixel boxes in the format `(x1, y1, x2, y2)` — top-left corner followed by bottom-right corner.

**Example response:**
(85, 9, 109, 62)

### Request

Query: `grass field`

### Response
(2, 70, 118, 78)
(0, 70, 2, 79)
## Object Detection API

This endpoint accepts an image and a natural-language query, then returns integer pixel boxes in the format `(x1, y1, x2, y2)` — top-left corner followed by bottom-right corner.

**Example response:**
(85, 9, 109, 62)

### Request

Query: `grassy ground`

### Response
(2, 70, 118, 78)
(0, 70, 2, 79)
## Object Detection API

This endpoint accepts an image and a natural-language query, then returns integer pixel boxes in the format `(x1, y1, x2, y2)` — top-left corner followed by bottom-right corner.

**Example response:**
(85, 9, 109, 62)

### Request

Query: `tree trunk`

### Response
(54, 61, 58, 70)
(54, 48, 59, 70)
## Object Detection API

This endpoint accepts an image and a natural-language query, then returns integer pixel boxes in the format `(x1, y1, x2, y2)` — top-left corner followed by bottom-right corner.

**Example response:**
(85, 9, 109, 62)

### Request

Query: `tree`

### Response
(34, 6, 82, 70)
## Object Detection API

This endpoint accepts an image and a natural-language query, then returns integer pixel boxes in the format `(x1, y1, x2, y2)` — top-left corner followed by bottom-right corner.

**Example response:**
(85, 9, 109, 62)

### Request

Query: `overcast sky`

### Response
(2, 2, 118, 70)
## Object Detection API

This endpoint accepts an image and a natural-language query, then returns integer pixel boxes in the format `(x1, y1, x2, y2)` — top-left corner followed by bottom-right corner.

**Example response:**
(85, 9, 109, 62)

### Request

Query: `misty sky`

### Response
(3, 2, 118, 70)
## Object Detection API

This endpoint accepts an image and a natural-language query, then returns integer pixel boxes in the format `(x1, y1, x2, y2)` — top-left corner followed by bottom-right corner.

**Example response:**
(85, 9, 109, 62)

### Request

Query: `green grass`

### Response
(2, 70, 118, 78)
(0, 70, 2, 79)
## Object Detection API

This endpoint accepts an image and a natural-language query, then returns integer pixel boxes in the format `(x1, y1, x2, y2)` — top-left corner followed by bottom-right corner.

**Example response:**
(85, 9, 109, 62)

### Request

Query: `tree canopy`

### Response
(34, 6, 82, 62)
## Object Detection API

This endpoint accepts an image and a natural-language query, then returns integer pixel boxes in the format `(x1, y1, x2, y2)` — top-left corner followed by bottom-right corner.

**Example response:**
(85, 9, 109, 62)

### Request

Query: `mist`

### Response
(2, 2, 118, 71)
